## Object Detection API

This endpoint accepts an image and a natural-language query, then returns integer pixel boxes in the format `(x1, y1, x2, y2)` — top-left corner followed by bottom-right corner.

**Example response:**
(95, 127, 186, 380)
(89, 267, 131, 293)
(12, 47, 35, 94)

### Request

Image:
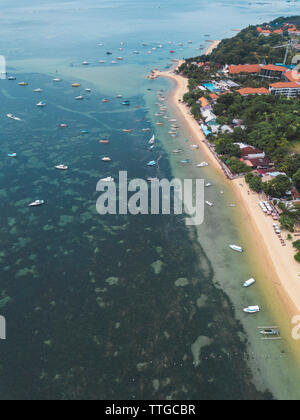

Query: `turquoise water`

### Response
(0, 0, 300, 400)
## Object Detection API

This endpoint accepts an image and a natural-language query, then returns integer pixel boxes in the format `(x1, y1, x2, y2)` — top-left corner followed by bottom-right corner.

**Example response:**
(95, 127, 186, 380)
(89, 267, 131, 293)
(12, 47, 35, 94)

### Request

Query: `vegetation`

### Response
(263, 174, 292, 198)
(192, 16, 300, 65)
(245, 173, 263, 192)
(227, 157, 251, 174)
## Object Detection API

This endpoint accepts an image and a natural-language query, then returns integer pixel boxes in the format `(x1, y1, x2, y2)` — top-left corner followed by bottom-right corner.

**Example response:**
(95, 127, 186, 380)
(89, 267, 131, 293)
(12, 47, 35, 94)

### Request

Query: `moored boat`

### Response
(229, 245, 243, 253)
(55, 164, 68, 171)
(102, 157, 112, 162)
(243, 306, 260, 314)
(28, 200, 45, 207)
(100, 176, 114, 182)
(243, 278, 256, 288)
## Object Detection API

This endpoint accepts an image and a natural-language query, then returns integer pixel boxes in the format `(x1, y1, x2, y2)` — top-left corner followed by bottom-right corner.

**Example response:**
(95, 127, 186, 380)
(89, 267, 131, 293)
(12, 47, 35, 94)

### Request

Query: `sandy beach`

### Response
(153, 40, 300, 324)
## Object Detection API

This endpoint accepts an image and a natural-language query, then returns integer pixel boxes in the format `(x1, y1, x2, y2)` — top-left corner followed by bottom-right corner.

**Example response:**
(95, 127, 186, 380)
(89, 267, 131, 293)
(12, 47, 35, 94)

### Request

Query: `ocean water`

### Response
(0, 0, 300, 400)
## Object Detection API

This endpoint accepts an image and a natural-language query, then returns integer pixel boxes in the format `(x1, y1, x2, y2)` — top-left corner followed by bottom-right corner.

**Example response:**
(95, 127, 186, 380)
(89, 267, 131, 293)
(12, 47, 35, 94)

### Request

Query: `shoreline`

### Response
(152, 51, 300, 346)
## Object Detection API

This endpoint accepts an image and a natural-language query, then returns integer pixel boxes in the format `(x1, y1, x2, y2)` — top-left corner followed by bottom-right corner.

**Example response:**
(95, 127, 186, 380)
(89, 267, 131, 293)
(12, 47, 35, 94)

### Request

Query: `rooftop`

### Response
(284, 70, 300, 83)
(262, 64, 287, 72)
(229, 64, 261, 75)
(270, 82, 300, 89)
(237, 87, 270, 96)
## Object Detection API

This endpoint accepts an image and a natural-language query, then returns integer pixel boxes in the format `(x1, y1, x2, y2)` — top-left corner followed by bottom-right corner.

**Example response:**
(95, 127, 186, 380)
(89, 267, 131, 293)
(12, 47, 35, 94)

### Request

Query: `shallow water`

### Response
(0, 0, 300, 400)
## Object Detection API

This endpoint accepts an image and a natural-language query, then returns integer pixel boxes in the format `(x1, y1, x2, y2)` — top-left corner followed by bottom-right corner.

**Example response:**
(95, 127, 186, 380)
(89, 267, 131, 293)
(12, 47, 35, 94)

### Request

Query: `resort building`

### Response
(241, 146, 265, 160)
(269, 82, 300, 97)
(237, 87, 269, 96)
(260, 64, 287, 79)
(228, 64, 261, 75)
(198, 97, 211, 109)
(284, 70, 300, 84)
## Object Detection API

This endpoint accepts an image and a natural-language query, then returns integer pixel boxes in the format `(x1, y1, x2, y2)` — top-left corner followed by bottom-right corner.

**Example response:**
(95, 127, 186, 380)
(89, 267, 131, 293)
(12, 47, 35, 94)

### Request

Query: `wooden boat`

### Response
(100, 140, 110, 144)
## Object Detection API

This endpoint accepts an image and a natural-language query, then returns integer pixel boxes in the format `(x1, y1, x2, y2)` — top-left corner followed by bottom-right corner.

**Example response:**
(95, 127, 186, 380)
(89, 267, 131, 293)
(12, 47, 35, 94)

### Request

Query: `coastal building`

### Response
(284, 70, 300, 84)
(269, 82, 300, 98)
(198, 97, 211, 109)
(241, 146, 265, 160)
(236, 87, 269, 96)
(243, 157, 274, 170)
(201, 109, 217, 124)
(228, 64, 261, 75)
(260, 64, 287, 79)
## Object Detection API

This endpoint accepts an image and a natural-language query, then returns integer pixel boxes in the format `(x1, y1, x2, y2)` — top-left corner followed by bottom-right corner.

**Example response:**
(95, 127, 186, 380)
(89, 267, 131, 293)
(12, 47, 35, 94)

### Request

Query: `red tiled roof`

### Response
(209, 93, 219, 100)
(241, 147, 263, 156)
(247, 157, 272, 167)
(229, 64, 261, 75)
(262, 64, 287, 72)
(284, 70, 300, 83)
(237, 87, 270, 96)
(270, 82, 300, 89)
(199, 97, 210, 107)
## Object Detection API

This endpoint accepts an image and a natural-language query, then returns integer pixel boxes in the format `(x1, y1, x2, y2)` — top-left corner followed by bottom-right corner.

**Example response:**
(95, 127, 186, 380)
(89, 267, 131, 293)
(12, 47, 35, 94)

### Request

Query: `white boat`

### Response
(7, 114, 21, 121)
(36, 101, 47, 107)
(28, 200, 45, 207)
(116, 94, 123, 98)
(147, 177, 159, 183)
(229, 245, 243, 253)
(85, 88, 92, 93)
(243, 278, 256, 288)
(205, 183, 212, 187)
(100, 176, 114, 182)
(205, 201, 214, 207)
(76, 96, 84, 100)
(102, 157, 112, 162)
(192, 145, 199, 149)
(243, 306, 260, 314)
(34, 88, 43, 93)
(55, 165, 68, 171)
(99, 60, 106, 64)
(197, 162, 209, 168)
(149, 135, 155, 145)
(53, 78, 61, 82)
(82, 61, 89, 65)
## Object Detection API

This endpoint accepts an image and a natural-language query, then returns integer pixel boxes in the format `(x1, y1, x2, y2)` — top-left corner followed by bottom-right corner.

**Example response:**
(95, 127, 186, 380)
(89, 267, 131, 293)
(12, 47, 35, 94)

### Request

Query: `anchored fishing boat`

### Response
(243, 306, 260, 314)
(229, 245, 243, 253)
(100, 176, 114, 182)
(28, 200, 45, 207)
(102, 157, 112, 162)
(55, 165, 68, 171)
(243, 278, 256, 288)
(8, 153, 17, 158)
(147, 160, 156, 167)
(36, 101, 47, 107)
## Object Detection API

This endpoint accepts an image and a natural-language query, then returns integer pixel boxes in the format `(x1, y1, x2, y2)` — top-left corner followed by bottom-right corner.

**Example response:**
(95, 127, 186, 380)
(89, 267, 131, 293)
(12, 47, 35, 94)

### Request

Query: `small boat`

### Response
(102, 99, 110, 103)
(156, 122, 164, 126)
(149, 145, 155, 151)
(243, 278, 256, 288)
(82, 61, 89, 65)
(59, 124, 68, 128)
(8, 76, 16, 81)
(116, 94, 123, 98)
(123, 129, 132, 133)
(243, 306, 260, 314)
(122, 100, 130, 106)
(100, 176, 114, 182)
(147, 160, 156, 167)
(142, 128, 151, 132)
(205, 201, 214, 207)
(18, 82, 28, 86)
(117, 57, 124, 61)
(7, 114, 21, 121)
(8, 153, 17, 158)
(111, 61, 117, 64)
(147, 177, 159, 183)
(180, 159, 191, 164)
(99, 139, 110, 144)
(85, 88, 92, 93)
(34, 88, 43, 93)
(106, 52, 113, 55)
(229, 245, 243, 253)
(173, 149, 182, 154)
(197, 162, 209, 168)
(28, 200, 45, 207)
(205, 183, 212, 187)
(99, 60, 106, 64)
(260, 328, 280, 337)
(81, 130, 90, 134)
(53, 78, 61, 82)
(149, 135, 155, 145)
(55, 164, 68, 171)
(170, 50, 175, 54)
(76, 96, 84, 100)
(133, 51, 139, 54)
(102, 157, 112, 162)
(192, 145, 199, 149)
(36, 101, 47, 107)
(72, 83, 81, 87)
